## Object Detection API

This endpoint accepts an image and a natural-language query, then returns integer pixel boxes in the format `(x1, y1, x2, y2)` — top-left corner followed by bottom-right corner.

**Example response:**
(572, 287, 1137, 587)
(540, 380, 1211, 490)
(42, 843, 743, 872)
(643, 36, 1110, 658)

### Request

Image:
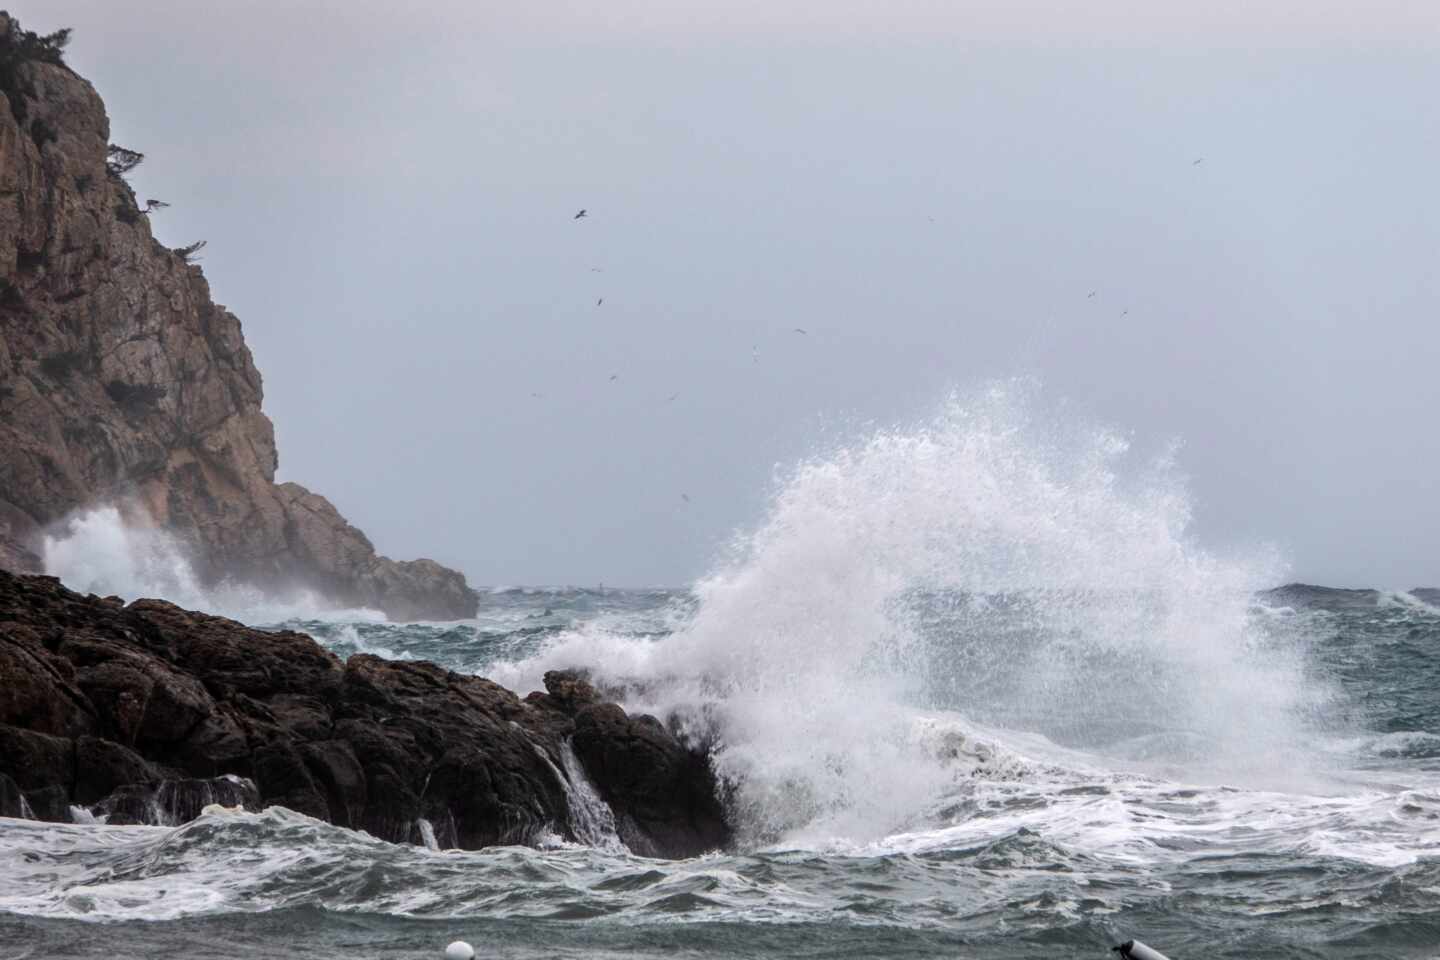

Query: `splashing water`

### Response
(41, 506, 387, 624)
(490, 383, 1333, 847)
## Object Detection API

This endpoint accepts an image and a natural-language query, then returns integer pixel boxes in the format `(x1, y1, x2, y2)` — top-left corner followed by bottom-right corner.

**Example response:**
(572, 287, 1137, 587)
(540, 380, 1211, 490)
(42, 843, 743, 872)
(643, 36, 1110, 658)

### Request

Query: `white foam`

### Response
(488, 382, 1332, 847)
(42, 505, 388, 625)
(557, 740, 626, 853)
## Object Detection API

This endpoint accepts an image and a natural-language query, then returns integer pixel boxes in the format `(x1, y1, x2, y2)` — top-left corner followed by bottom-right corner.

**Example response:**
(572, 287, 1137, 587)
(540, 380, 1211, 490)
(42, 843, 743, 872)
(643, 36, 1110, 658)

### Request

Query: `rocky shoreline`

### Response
(0, 568, 730, 858)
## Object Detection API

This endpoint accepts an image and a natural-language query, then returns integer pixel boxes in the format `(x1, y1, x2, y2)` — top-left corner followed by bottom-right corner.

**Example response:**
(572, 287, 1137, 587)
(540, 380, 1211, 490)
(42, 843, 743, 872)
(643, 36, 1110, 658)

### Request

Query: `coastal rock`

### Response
(0, 569, 731, 857)
(0, 13, 476, 620)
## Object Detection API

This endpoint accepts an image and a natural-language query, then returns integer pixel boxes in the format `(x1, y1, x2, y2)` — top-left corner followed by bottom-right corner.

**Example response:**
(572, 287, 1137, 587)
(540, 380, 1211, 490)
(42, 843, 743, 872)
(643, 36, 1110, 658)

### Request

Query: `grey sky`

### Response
(37, 1, 1440, 587)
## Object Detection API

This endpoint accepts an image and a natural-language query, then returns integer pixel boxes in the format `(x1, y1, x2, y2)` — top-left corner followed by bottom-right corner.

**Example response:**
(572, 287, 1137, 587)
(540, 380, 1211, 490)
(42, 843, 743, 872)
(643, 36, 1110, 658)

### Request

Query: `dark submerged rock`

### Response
(0, 570, 730, 857)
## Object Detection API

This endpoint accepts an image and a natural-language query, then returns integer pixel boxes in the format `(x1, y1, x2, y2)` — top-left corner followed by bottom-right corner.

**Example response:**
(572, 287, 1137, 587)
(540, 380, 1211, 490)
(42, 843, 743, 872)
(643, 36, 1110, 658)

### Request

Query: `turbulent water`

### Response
(9, 387, 1440, 959)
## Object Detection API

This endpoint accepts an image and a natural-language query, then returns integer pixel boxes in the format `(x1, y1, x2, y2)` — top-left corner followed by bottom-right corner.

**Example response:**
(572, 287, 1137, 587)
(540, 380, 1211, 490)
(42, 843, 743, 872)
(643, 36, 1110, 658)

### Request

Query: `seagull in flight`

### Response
(793, 327, 807, 334)
(574, 209, 588, 219)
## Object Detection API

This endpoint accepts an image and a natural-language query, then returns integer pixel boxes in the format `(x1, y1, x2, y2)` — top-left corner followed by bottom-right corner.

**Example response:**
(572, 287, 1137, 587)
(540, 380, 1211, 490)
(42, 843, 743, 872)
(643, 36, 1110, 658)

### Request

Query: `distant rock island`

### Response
(0, 12, 475, 619)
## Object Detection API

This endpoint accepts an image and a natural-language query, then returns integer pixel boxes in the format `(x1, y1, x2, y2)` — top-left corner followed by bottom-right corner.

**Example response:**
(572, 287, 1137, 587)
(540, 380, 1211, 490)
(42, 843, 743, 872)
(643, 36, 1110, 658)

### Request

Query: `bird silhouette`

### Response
(574, 209, 588, 219)
(1087, 291, 1097, 299)
(666, 393, 679, 402)
(609, 374, 618, 381)
(1192, 158, 1204, 166)
(793, 327, 807, 334)
(596, 298, 603, 306)
(680, 493, 690, 503)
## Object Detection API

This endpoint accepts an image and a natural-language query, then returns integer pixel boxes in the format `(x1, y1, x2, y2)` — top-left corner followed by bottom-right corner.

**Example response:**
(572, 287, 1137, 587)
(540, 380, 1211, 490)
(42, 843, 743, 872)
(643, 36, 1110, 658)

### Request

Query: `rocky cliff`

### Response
(0, 13, 477, 620)
(0, 569, 731, 857)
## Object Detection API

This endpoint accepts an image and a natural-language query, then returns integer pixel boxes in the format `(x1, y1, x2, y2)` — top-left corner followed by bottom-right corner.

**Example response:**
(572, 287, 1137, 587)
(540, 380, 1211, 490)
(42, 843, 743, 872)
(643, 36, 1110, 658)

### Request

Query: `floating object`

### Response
(444, 941, 475, 960)
(1112, 940, 1172, 960)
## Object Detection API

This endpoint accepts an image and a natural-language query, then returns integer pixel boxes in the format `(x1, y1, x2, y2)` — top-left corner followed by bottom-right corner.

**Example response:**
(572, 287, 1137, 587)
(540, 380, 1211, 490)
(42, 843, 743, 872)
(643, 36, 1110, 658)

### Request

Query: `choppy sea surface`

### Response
(11, 388, 1440, 959)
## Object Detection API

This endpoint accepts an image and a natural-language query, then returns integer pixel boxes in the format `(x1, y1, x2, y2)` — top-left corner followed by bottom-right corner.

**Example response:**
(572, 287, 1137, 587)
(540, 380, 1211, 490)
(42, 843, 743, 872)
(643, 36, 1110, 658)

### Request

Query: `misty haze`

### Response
(1, 4, 1438, 959)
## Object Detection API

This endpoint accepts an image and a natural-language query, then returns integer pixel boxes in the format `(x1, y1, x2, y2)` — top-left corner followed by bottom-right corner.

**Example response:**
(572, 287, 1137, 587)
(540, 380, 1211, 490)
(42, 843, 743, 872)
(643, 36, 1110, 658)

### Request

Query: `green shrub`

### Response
(106, 144, 143, 178)
(0, 12, 72, 127)
(106, 379, 166, 409)
(174, 240, 207, 263)
(28, 115, 54, 147)
(39, 349, 85, 380)
(0, 277, 22, 310)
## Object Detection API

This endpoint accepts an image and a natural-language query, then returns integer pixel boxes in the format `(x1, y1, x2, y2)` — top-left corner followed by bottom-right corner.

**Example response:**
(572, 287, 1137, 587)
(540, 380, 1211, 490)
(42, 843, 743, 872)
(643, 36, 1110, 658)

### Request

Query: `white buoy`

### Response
(444, 941, 475, 960)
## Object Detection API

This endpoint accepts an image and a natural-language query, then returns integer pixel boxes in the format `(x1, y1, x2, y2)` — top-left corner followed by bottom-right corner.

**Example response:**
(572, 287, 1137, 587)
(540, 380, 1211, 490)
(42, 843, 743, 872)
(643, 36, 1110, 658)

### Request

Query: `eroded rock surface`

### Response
(0, 13, 476, 619)
(0, 569, 731, 857)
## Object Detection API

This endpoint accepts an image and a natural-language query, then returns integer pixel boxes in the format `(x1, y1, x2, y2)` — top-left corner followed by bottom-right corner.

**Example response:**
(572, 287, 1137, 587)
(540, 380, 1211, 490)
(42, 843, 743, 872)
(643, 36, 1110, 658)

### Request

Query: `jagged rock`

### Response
(0, 13, 476, 620)
(0, 569, 731, 856)
(88, 774, 260, 825)
(571, 701, 732, 858)
(0, 770, 31, 818)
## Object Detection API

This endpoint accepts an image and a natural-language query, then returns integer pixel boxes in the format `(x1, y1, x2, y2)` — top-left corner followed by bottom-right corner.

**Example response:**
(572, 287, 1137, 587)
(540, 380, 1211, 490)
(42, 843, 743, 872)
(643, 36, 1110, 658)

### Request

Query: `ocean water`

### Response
(11, 387, 1440, 959)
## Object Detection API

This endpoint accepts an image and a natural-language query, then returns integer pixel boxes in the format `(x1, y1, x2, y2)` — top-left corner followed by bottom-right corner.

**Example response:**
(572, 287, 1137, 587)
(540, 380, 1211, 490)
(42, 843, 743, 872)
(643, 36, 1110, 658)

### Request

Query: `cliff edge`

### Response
(0, 14, 477, 620)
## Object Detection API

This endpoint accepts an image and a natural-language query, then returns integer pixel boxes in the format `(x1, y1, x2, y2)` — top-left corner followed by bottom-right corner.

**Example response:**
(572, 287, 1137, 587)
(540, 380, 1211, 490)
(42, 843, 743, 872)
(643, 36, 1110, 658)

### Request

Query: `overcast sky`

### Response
(37, 1, 1440, 587)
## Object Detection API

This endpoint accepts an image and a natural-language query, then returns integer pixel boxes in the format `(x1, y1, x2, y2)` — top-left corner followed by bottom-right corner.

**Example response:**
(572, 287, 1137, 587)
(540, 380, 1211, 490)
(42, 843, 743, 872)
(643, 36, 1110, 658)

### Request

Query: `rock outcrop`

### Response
(0, 13, 476, 619)
(0, 569, 731, 857)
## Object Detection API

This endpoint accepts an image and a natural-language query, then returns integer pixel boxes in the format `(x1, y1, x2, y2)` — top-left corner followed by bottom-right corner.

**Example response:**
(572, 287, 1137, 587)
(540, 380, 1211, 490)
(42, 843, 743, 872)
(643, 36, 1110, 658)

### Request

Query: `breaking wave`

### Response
(489, 382, 1338, 847)
(41, 505, 386, 624)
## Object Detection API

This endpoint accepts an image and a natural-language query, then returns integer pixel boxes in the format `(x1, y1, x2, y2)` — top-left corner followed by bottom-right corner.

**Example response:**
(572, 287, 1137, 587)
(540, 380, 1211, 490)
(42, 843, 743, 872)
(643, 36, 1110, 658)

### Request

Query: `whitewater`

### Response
(7, 385, 1440, 959)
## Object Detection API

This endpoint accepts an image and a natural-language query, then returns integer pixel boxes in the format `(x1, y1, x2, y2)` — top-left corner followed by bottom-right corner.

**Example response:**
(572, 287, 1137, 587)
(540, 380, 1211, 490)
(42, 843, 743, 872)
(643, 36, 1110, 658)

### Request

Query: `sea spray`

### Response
(489, 383, 1333, 847)
(41, 505, 387, 624)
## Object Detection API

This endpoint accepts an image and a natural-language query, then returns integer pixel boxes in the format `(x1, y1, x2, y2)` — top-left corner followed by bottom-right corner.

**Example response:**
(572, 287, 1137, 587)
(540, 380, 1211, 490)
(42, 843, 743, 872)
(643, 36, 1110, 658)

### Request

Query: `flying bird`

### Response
(680, 493, 690, 503)
(590, 267, 604, 272)
(793, 327, 807, 334)
(596, 298, 604, 306)
(1087, 291, 1097, 299)
(530, 392, 544, 398)
(574, 209, 588, 219)
(1192, 158, 1204, 166)
(609, 374, 619, 381)
(666, 393, 679, 402)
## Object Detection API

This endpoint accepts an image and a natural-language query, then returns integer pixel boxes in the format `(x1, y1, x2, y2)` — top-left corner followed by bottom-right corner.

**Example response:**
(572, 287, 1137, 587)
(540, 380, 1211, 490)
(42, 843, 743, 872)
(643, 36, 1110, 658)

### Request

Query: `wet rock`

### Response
(0, 771, 32, 818)
(91, 774, 260, 825)
(0, 569, 732, 856)
(571, 702, 731, 858)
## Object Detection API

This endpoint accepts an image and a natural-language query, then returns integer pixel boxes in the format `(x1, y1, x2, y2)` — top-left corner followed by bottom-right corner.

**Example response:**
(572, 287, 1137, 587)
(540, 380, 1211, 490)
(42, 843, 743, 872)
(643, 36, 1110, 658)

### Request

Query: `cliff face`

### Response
(0, 15, 477, 620)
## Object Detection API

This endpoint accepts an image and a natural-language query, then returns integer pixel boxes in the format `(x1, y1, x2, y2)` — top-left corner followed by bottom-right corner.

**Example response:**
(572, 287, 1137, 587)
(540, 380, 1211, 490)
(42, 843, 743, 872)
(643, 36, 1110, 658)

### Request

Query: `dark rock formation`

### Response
(0, 569, 730, 857)
(0, 12, 476, 620)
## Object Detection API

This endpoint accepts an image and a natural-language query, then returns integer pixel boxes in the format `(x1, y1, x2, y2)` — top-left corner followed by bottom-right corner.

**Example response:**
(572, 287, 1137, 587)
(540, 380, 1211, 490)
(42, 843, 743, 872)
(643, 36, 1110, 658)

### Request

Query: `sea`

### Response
(5, 389, 1440, 959)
